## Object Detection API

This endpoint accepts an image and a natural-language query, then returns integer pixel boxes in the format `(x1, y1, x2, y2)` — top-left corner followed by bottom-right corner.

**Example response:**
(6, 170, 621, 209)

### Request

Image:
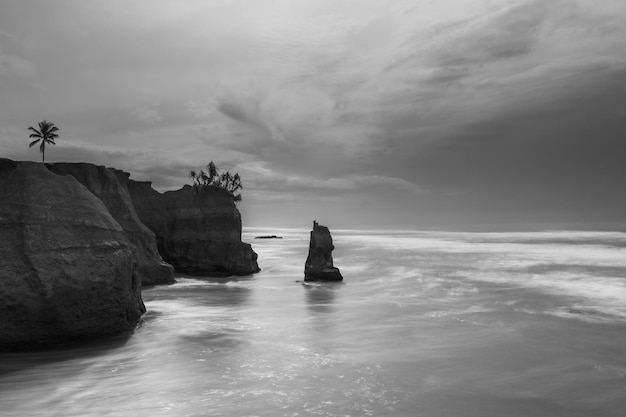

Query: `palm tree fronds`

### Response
(27, 120, 59, 163)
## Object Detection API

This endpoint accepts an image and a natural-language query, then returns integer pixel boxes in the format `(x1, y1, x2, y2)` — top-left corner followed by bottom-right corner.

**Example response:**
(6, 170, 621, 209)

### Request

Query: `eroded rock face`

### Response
(304, 221, 343, 282)
(0, 162, 145, 349)
(49, 163, 174, 286)
(122, 178, 260, 276)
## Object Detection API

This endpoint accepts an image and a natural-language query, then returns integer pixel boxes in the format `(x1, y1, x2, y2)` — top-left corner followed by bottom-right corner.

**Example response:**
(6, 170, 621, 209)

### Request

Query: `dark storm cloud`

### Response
(463, 0, 550, 61)
(375, 68, 626, 226)
(217, 101, 264, 128)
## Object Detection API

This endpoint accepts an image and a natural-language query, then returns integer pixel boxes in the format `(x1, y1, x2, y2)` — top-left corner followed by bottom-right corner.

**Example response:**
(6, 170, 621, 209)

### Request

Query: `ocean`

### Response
(1, 228, 625, 417)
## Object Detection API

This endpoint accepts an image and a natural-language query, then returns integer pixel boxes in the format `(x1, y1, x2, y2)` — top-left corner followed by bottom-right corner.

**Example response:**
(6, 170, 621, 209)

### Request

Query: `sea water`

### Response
(1, 229, 625, 417)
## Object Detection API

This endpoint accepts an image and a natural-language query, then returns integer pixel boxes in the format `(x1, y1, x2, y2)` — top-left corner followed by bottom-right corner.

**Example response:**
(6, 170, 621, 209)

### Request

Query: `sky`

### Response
(1, 0, 626, 230)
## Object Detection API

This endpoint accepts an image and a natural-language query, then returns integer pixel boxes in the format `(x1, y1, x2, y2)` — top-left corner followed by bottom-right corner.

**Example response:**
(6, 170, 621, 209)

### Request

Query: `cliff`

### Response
(48, 163, 174, 286)
(0, 161, 145, 349)
(304, 221, 343, 281)
(121, 175, 260, 276)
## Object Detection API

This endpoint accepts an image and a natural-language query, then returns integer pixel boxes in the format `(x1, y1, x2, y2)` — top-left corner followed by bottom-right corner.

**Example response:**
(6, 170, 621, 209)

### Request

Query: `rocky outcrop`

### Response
(0, 162, 145, 349)
(304, 221, 343, 282)
(48, 163, 174, 286)
(120, 176, 260, 276)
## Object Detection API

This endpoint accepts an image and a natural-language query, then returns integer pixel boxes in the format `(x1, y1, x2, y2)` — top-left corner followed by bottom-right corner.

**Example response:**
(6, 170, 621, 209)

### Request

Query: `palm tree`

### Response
(231, 173, 242, 193)
(188, 162, 244, 203)
(28, 120, 59, 163)
(206, 161, 218, 185)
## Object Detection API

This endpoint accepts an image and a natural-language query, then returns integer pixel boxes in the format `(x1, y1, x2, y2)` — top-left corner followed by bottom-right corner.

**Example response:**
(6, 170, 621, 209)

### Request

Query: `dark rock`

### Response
(304, 221, 343, 282)
(0, 162, 145, 349)
(49, 163, 174, 286)
(123, 178, 260, 276)
(0, 157, 17, 177)
(254, 235, 283, 239)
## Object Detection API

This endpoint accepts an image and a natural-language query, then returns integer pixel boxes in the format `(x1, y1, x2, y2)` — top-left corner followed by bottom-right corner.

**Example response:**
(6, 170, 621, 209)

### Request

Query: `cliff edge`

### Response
(0, 161, 145, 349)
(49, 163, 174, 286)
(121, 176, 260, 276)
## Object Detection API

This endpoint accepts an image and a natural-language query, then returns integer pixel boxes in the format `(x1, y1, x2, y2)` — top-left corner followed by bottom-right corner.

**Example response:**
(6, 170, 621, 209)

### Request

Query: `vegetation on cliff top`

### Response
(188, 161, 243, 202)
(28, 120, 59, 163)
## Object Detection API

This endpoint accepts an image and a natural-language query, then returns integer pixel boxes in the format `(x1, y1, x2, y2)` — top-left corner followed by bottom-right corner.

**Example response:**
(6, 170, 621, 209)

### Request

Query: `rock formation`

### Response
(304, 221, 343, 281)
(49, 163, 174, 286)
(121, 175, 260, 276)
(0, 162, 145, 349)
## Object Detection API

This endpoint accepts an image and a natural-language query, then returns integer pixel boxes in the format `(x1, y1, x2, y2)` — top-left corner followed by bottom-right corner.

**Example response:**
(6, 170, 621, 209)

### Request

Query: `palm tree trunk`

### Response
(42, 148, 45, 163)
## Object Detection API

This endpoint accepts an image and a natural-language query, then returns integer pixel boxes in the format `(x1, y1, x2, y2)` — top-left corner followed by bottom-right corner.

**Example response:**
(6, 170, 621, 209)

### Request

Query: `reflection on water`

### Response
(1, 229, 626, 417)
(303, 283, 342, 349)
(304, 282, 339, 314)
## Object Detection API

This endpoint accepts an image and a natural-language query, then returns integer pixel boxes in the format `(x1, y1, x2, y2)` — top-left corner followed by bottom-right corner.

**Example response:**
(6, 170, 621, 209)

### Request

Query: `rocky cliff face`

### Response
(304, 221, 343, 282)
(0, 161, 145, 349)
(122, 176, 260, 276)
(49, 163, 174, 286)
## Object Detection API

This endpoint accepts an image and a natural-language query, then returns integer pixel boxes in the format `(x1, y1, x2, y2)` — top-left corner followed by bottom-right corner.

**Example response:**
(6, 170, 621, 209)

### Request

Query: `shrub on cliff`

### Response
(189, 161, 243, 202)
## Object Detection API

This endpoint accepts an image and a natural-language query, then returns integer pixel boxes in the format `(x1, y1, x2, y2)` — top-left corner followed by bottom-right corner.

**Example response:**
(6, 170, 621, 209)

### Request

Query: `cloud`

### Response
(218, 100, 263, 127)
(284, 174, 424, 194)
(129, 104, 161, 124)
(435, 1, 548, 64)
(186, 100, 215, 119)
(0, 126, 27, 155)
(2, 0, 626, 227)
(0, 47, 37, 78)
(240, 160, 423, 197)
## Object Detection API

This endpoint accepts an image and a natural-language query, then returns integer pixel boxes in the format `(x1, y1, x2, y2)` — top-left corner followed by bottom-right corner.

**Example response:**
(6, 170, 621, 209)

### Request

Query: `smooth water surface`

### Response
(1, 229, 626, 416)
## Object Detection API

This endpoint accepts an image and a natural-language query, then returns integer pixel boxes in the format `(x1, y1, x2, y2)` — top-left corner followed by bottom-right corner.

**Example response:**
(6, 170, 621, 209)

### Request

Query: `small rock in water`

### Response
(304, 220, 343, 282)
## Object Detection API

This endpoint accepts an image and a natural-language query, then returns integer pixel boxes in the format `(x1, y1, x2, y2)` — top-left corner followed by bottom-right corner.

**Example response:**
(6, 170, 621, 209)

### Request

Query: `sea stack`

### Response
(304, 221, 343, 282)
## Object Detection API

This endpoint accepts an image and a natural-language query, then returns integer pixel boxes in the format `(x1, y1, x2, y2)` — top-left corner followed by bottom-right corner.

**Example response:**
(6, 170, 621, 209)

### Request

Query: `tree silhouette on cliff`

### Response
(28, 120, 59, 163)
(189, 161, 243, 202)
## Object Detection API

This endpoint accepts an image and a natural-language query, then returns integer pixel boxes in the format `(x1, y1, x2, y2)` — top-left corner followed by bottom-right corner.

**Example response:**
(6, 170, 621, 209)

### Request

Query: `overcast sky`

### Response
(1, 0, 626, 229)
